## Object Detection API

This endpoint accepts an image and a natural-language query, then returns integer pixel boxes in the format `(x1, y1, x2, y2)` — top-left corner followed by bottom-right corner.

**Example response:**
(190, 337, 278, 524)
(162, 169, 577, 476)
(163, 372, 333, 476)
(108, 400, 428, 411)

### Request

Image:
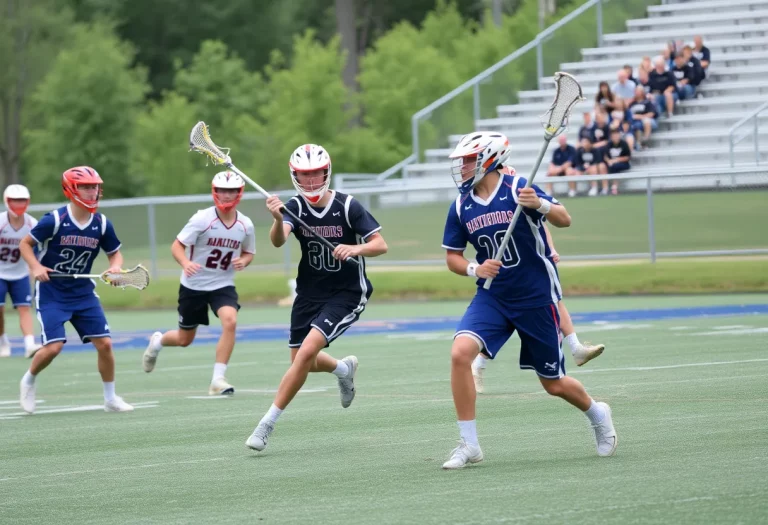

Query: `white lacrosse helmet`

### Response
(289, 144, 332, 203)
(3, 184, 31, 217)
(448, 132, 511, 194)
(211, 171, 245, 213)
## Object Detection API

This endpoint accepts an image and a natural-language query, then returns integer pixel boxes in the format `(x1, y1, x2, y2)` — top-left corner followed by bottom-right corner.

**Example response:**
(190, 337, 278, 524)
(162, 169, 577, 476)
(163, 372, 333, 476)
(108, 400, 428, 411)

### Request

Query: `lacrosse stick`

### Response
(483, 72, 584, 290)
(189, 122, 360, 266)
(48, 264, 150, 290)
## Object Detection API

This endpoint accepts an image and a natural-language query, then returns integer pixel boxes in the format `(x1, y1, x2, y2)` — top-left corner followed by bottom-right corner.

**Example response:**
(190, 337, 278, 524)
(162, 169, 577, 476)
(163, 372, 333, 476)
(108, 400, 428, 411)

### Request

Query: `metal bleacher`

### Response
(397, 0, 768, 194)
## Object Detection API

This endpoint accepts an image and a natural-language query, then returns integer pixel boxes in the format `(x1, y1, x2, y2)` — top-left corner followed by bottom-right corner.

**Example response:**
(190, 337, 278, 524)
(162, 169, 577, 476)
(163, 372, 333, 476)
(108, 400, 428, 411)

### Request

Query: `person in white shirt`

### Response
(611, 69, 637, 105)
(142, 172, 256, 395)
(0, 185, 41, 358)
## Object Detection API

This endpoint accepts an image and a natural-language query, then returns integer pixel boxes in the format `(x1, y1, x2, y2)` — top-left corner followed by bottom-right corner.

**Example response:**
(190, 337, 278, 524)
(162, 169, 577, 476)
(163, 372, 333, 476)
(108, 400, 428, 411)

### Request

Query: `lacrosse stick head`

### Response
(540, 72, 585, 139)
(189, 122, 231, 166)
(101, 265, 150, 290)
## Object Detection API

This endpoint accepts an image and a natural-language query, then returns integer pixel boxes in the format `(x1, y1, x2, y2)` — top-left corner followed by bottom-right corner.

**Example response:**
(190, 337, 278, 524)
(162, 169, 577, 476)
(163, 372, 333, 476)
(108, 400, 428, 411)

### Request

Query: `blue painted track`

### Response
(5, 304, 768, 355)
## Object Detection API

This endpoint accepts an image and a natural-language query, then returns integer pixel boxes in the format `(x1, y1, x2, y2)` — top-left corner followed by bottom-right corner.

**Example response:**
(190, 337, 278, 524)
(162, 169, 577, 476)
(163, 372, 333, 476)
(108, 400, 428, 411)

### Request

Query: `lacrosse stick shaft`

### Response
(223, 163, 360, 266)
(49, 274, 101, 279)
(482, 136, 553, 290)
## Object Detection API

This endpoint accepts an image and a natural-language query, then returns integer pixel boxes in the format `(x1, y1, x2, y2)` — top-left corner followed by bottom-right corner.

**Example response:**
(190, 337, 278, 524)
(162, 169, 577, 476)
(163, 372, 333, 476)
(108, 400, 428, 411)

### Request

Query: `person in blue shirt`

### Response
(17, 166, 134, 415)
(545, 134, 576, 196)
(440, 132, 617, 469)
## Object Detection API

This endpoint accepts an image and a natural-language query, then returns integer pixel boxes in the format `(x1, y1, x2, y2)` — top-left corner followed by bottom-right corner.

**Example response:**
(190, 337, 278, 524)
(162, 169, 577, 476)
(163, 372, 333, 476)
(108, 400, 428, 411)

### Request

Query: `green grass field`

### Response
(1, 295, 767, 523)
(105, 190, 768, 271)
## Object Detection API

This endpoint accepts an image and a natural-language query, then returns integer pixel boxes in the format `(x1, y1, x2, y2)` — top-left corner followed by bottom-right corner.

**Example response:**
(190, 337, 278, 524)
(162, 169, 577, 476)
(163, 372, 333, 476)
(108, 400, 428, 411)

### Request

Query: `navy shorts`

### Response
(289, 292, 369, 348)
(37, 297, 110, 345)
(455, 291, 565, 378)
(0, 277, 32, 308)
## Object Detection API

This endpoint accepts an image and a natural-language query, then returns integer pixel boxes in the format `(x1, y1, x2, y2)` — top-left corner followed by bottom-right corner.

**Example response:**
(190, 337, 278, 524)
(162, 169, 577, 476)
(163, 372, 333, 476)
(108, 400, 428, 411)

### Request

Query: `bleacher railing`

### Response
(729, 100, 768, 167)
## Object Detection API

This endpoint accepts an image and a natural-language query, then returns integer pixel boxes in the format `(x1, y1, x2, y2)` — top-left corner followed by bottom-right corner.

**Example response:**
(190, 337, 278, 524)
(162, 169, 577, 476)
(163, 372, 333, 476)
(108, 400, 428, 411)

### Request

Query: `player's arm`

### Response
(266, 195, 292, 247)
(334, 231, 388, 260)
(171, 239, 202, 277)
(446, 250, 501, 280)
(106, 249, 123, 273)
(543, 223, 560, 263)
(518, 187, 571, 227)
(233, 220, 256, 271)
(20, 235, 52, 282)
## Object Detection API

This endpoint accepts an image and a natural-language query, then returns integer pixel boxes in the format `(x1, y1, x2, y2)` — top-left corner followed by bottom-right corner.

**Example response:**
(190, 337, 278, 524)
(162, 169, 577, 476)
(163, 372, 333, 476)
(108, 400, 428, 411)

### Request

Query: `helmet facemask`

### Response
(291, 167, 330, 204)
(213, 187, 243, 213)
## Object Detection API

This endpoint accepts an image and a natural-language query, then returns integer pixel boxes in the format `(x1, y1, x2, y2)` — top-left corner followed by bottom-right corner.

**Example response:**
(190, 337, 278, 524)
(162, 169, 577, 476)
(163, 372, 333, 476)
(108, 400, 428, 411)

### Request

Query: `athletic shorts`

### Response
(0, 277, 32, 308)
(37, 296, 110, 345)
(289, 291, 369, 348)
(177, 284, 240, 330)
(455, 290, 565, 379)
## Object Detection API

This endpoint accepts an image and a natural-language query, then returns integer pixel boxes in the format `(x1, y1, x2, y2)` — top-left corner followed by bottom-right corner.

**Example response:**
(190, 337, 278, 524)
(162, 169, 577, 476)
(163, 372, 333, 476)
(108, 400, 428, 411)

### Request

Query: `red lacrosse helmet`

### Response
(62, 166, 103, 212)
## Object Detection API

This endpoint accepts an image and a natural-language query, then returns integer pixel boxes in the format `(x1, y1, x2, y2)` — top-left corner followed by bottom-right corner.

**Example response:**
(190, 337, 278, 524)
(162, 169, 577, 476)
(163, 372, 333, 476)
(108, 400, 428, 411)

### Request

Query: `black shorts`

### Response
(289, 292, 369, 348)
(177, 284, 240, 330)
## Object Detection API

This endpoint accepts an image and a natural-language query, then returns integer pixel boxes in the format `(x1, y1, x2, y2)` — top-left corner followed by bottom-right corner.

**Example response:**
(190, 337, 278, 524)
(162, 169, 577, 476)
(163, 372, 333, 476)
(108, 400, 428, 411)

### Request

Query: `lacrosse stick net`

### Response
(540, 72, 585, 138)
(101, 265, 150, 290)
(189, 121, 231, 166)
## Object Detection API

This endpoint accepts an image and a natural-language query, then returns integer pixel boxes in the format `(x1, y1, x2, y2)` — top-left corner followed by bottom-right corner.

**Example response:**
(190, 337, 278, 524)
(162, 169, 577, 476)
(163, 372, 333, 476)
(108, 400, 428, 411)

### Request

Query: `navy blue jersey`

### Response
(551, 145, 576, 167)
(283, 191, 381, 301)
(442, 174, 562, 308)
(29, 205, 121, 306)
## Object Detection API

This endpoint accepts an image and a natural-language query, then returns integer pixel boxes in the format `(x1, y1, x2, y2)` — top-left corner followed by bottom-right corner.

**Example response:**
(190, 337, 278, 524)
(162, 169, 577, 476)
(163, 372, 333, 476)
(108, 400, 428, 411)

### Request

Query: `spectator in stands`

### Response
(682, 45, 705, 90)
(623, 64, 638, 85)
(672, 54, 696, 101)
(595, 81, 617, 113)
(692, 35, 711, 77)
(661, 44, 675, 70)
(628, 85, 658, 149)
(609, 100, 635, 152)
(612, 69, 636, 105)
(603, 128, 632, 195)
(569, 137, 606, 198)
(591, 110, 611, 153)
(637, 69, 651, 93)
(546, 134, 576, 195)
(649, 56, 677, 118)
(578, 111, 594, 143)
(638, 56, 653, 78)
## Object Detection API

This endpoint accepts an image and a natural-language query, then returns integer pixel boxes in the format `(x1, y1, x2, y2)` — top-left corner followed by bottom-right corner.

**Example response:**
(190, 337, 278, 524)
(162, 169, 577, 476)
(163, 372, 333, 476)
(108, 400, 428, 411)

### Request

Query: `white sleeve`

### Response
(242, 218, 256, 254)
(28, 215, 38, 229)
(177, 210, 206, 246)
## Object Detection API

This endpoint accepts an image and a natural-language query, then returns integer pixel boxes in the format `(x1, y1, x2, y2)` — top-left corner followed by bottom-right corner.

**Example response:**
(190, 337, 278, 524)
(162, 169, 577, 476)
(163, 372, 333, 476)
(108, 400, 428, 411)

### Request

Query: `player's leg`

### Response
(471, 352, 488, 393)
(515, 305, 617, 456)
(71, 303, 134, 412)
(143, 285, 206, 373)
(90, 337, 134, 412)
(557, 301, 604, 366)
(0, 279, 10, 356)
(443, 294, 511, 469)
(19, 307, 69, 414)
(206, 287, 241, 394)
(7, 277, 39, 357)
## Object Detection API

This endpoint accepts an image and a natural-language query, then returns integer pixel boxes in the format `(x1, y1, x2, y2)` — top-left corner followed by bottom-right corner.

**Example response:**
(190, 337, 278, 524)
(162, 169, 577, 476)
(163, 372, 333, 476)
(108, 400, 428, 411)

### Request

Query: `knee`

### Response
(47, 343, 64, 356)
(292, 349, 316, 370)
(93, 340, 113, 353)
(450, 339, 478, 368)
(220, 315, 237, 333)
(541, 378, 566, 397)
(179, 331, 195, 347)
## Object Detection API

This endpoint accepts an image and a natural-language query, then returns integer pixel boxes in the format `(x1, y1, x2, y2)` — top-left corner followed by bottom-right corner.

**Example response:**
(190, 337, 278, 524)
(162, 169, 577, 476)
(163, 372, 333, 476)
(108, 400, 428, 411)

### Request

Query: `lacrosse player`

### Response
(142, 171, 255, 396)
(245, 144, 388, 452)
(0, 185, 42, 358)
(18, 166, 133, 414)
(471, 196, 605, 393)
(440, 132, 616, 469)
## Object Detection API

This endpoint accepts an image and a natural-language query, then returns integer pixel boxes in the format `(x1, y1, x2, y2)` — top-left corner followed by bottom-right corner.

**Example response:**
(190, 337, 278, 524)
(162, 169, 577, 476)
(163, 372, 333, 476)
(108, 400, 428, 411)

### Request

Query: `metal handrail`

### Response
(728, 100, 768, 167)
(409, 0, 606, 162)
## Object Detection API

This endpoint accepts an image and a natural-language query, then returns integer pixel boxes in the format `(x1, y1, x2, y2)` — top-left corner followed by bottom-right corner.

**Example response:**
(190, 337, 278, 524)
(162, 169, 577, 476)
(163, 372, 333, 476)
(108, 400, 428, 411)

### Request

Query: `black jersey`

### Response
(283, 191, 381, 301)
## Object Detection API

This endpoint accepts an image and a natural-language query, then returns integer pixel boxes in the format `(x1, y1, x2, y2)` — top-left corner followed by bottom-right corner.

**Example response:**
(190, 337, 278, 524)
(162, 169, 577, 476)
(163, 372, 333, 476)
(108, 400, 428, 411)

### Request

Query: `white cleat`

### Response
(20, 378, 36, 414)
(24, 344, 42, 359)
(337, 355, 358, 408)
(245, 421, 274, 451)
(472, 365, 485, 394)
(442, 439, 484, 469)
(572, 342, 605, 367)
(209, 377, 235, 396)
(591, 402, 618, 457)
(142, 331, 162, 373)
(105, 396, 135, 413)
(0, 342, 11, 358)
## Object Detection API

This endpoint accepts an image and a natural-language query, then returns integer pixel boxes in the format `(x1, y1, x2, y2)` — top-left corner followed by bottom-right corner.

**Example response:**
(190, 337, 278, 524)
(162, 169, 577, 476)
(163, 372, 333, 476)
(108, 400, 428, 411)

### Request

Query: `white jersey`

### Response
(0, 212, 37, 281)
(176, 207, 256, 291)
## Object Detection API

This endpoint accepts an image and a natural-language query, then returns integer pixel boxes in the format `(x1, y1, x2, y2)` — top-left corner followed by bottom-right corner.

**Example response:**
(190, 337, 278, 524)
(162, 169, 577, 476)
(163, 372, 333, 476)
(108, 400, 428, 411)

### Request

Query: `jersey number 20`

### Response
(307, 241, 342, 272)
(477, 230, 520, 268)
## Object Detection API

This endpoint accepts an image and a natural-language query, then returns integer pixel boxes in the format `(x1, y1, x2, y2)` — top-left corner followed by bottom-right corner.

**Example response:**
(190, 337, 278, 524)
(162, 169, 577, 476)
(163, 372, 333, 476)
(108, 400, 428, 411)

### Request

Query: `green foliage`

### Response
(23, 22, 149, 201)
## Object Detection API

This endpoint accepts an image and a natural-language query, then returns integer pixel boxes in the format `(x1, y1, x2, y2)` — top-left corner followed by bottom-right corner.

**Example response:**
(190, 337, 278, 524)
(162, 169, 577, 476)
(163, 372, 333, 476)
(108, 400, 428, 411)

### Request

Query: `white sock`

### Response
(260, 403, 283, 426)
(1, 333, 9, 346)
(103, 381, 116, 402)
(584, 399, 606, 424)
(23, 335, 36, 350)
(22, 370, 36, 386)
(472, 354, 487, 370)
(457, 420, 479, 446)
(212, 363, 227, 381)
(565, 333, 581, 354)
(151, 335, 163, 352)
(332, 359, 349, 378)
